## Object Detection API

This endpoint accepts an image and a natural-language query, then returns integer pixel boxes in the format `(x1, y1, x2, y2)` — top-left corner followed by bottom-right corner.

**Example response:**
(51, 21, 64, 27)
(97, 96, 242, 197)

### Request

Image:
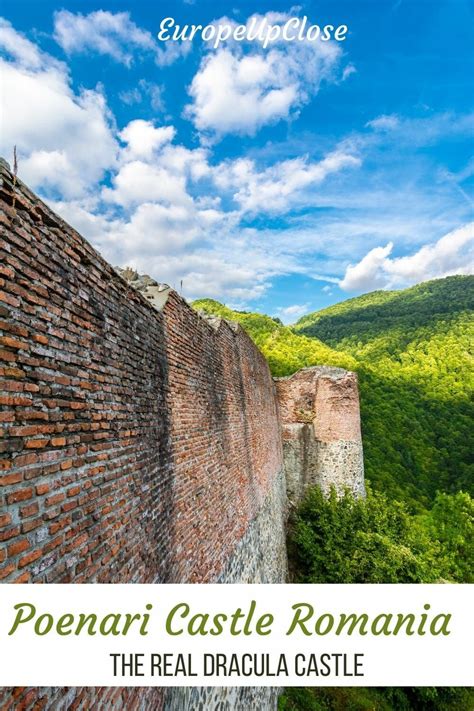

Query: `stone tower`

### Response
(275, 366, 365, 505)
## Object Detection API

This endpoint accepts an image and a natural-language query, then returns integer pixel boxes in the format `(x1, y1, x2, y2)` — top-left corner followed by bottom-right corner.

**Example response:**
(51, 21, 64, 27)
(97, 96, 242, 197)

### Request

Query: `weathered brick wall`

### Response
(275, 366, 365, 505)
(0, 162, 365, 711)
(0, 163, 287, 709)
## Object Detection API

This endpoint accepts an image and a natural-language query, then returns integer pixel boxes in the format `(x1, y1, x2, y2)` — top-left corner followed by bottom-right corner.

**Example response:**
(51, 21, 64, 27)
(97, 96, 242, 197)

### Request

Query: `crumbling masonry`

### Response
(0, 160, 364, 710)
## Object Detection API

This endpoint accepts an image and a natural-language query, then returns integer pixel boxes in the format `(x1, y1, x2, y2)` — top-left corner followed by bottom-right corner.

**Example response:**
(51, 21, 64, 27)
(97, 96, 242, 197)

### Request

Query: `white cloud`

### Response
(159, 144, 211, 181)
(53, 10, 190, 67)
(19, 150, 79, 199)
(118, 87, 142, 105)
(340, 223, 474, 291)
(0, 17, 57, 69)
(102, 161, 190, 208)
(339, 243, 394, 291)
(366, 114, 400, 131)
(365, 111, 474, 146)
(385, 223, 474, 282)
(215, 150, 360, 214)
(186, 49, 298, 137)
(185, 12, 342, 138)
(103, 124, 212, 210)
(0, 19, 118, 198)
(274, 303, 310, 323)
(341, 63, 357, 81)
(3, 17, 471, 306)
(112, 202, 203, 255)
(119, 120, 175, 160)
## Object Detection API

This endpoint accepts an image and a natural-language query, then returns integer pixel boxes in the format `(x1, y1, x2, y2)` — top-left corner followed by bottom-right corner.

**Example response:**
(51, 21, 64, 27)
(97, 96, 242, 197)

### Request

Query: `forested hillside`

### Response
(195, 276, 474, 507)
(295, 276, 474, 505)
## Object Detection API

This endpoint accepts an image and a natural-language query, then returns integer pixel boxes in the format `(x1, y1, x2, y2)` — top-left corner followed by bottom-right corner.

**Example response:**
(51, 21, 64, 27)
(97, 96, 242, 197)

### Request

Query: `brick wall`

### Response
(0, 162, 364, 711)
(0, 163, 287, 709)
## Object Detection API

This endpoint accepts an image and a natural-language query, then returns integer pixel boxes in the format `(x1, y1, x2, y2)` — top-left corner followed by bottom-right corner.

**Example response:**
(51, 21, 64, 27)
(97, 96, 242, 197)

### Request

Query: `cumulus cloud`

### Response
(0, 19, 118, 198)
(53, 194, 277, 301)
(102, 122, 212, 210)
(119, 120, 175, 160)
(185, 12, 342, 138)
(339, 243, 394, 291)
(215, 150, 360, 213)
(102, 161, 190, 208)
(340, 223, 474, 291)
(186, 49, 298, 136)
(53, 10, 190, 67)
(83, 121, 245, 291)
(0, 17, 57, 69)
(384, 223, 474, 282)
(4, 17, 470, 306)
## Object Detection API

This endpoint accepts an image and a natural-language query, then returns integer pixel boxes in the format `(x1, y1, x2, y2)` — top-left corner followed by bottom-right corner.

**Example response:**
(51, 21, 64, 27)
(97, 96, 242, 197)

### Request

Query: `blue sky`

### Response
(0, 1, 473, 321)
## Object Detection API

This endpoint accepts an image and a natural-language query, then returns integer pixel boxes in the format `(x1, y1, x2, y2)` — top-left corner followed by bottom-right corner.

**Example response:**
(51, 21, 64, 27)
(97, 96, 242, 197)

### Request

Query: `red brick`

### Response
(45, 492, 65, 507)
(0, 336, 27, 350)
(20, 502, 39, 518)
(36, 483, 50, 495)
(13, 571, 31, 583)
(0, 513, 12, 528)
(67, 485, 81, 497)
(0, 561, 15, 579)
(13, 453, 39, 467)
(3, 367, 25, 378)
(0, 395, 32, 406)
(0, 348, 17, 362)
(8, 538, 30, 557)
(51, 436, 66, 446)
(25, 439, 49, 449)
(0, 291, 20, 308)
(0, 472, 23, 486)
(7, 487, 33, 504)
(18, 549, 42, 567)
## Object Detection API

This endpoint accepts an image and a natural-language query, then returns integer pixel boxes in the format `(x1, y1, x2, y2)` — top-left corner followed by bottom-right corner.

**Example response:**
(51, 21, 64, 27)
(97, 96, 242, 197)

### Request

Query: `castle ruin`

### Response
(0, 160, 364, 710)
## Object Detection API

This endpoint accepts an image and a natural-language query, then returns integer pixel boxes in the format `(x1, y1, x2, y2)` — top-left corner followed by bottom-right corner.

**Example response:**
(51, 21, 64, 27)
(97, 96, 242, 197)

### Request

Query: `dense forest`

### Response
(194, 275, 474, 711)
(195, 275, 474, 507)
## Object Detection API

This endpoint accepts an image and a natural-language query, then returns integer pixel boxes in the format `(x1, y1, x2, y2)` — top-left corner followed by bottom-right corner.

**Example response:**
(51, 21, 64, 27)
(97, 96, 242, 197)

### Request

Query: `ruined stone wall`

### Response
(275, 367, 365, 505)
(0, 163, 287, 710)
